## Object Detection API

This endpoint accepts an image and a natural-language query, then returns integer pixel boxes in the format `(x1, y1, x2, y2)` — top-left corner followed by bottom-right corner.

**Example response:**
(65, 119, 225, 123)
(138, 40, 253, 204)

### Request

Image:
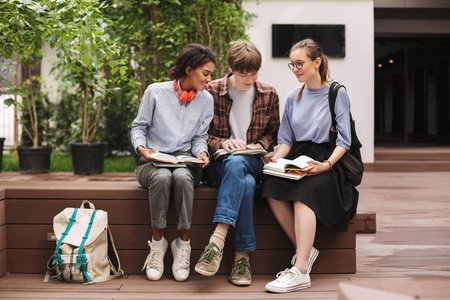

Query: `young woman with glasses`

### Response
(260, 38, 359, 293)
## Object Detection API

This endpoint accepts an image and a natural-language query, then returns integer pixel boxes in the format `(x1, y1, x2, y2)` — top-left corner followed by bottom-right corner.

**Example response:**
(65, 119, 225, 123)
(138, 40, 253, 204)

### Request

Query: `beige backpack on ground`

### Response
(46, 200, 124, 283)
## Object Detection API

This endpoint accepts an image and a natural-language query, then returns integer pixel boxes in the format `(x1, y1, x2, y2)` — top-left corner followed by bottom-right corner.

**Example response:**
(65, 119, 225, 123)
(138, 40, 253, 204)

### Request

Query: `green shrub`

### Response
(1, 152, 135, 173)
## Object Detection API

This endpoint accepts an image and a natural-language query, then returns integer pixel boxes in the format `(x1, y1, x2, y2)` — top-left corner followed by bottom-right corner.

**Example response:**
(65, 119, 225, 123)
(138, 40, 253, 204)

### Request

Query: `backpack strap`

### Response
(52, 208, 78, 266)
(76, 209, 97, 282)
(328, 81, 344, 130)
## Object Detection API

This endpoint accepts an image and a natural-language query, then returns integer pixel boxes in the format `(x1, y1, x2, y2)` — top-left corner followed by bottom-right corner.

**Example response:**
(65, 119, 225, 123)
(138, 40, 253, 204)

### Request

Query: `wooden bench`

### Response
(1, 181, 356, 277)
(0, 188, 6, 277)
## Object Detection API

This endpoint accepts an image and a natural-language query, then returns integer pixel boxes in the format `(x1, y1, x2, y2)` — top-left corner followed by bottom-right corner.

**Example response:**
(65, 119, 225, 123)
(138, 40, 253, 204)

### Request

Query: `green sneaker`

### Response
(229, 258, 252, 286)
(194, 242, 223, 276)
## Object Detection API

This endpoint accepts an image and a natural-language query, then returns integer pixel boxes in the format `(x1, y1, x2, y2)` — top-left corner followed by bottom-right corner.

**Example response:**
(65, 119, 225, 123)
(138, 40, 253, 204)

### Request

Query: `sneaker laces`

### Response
(142, 242, 163, 271)
(275, 268, 297, 285)
(198, 243, 219, 264)
(177, 246, 191, 270)
(235, 258, 251, 275)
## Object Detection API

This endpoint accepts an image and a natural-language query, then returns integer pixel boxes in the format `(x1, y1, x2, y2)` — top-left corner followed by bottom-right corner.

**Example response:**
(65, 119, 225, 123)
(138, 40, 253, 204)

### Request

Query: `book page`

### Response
(263, 169, 305, 180)
(263, 155, 314, 173)
(263, 161, 286, 173)
(291, 155, 314, 169)
(149, 153, 179, 164)
(212, 147, 267, 161)
(176, 155, 203, 164)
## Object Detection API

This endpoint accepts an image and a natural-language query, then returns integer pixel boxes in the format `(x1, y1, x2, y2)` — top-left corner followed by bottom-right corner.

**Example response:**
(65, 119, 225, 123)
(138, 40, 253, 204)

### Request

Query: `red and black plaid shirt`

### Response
(206, 74, 280, 154)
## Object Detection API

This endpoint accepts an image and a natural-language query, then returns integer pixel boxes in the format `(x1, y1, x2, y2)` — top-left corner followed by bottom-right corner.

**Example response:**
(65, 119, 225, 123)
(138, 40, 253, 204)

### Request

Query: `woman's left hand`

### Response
(198, 152, 210, 169)
(305, 160, 331, 176)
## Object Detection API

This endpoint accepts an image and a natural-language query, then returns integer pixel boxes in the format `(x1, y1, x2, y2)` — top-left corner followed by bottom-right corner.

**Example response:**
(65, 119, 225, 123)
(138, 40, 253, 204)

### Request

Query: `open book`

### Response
(149, 152, 203, 166)
(212, 146, 267, 161)
(263, 155, 315, 180)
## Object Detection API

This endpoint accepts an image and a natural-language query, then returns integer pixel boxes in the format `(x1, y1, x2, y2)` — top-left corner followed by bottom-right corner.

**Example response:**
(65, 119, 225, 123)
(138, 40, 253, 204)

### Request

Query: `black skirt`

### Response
(260, 141, 358, 231)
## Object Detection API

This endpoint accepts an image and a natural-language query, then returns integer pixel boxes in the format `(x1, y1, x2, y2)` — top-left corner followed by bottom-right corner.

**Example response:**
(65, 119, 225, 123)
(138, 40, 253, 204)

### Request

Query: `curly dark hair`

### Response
(169, 43, 216, 80)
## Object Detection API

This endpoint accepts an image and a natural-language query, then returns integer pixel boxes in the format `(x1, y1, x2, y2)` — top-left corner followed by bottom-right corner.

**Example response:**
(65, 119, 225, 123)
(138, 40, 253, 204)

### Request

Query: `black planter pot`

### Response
(0, 138, 5, 173)
(17, 145, 52, 174)
(70, 142, 107, 175)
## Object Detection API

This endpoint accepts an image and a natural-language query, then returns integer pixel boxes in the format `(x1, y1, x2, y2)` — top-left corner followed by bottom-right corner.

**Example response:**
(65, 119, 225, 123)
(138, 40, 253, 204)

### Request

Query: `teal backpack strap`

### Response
(76, 209, 97, 282)
(52, 208, 78, 265)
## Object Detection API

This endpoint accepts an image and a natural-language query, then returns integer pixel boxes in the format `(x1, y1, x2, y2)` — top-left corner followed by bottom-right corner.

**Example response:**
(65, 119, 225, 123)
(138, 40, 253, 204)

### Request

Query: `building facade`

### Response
(243, 0, 450, 163)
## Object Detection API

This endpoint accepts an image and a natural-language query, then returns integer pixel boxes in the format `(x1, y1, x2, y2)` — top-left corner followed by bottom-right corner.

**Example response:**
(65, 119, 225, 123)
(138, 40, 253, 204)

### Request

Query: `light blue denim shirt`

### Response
(278, 83, 351, 150)
(131, 80, 214, 157)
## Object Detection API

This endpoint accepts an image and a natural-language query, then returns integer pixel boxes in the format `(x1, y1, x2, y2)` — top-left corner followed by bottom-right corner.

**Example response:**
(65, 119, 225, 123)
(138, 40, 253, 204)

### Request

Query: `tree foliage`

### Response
(104, 0, 254, 99)
(1, 0, 255, 152)
(100, 0, 254, 153)
(1, 0, 128, 145)
(0, 0, 54, 148)
(49, 0, 127, 144)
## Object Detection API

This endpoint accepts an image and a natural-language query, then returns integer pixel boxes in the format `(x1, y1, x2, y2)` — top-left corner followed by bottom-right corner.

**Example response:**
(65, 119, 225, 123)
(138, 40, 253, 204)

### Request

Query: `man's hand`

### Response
(137, 146, 159, 162)
(221, 139, 247, 152)
(198, 151, 210, 169)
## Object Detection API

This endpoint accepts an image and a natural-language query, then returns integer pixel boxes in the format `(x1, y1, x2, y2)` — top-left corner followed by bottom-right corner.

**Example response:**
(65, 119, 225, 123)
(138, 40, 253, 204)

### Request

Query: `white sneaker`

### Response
(290, 246, 319, 273)
(171, 238, 191, 282)
(141, 238, 167, 281)
(265, 267, 311, 293)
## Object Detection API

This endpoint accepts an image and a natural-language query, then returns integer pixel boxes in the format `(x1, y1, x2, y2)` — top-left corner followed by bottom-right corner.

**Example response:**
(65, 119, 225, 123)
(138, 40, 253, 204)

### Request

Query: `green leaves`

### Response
(3, 98, 24, 111)
(82, 52, 90, 66)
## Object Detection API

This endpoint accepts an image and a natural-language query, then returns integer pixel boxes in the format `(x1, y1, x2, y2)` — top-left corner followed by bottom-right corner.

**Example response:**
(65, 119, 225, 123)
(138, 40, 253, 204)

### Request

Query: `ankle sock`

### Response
(177, 238, 190, 247)
(234, 251, 250, 263)
(209, 227, 227, 250)
(152, 237, 164, 249)
(294, 266, 307, 274)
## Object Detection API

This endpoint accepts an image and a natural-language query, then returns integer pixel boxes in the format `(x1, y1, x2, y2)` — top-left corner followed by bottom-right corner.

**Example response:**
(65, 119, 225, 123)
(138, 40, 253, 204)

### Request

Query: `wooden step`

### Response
(373, 160, 450, 172)
(375, 147, 450, 161)
(355, 203, 376, 233)
(373, 147, 450, 171)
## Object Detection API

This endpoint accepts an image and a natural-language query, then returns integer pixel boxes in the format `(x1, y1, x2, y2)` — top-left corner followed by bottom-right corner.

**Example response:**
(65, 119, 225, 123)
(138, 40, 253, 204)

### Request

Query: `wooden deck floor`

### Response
(1, 171, 450, 299)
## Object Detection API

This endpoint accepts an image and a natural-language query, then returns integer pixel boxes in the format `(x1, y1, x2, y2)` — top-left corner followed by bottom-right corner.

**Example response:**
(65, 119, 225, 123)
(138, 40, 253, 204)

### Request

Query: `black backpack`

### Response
(328, 82, 364, 186)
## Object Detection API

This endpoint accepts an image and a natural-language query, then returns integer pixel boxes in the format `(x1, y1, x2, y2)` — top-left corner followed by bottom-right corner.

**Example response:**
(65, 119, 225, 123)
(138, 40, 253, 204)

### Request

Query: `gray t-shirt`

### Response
(228, 84, 255, 142)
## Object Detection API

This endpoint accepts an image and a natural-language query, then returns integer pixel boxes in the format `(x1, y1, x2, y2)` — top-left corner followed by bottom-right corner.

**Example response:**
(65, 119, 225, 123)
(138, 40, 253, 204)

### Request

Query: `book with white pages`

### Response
(263, 168, 307, 180)
(263, 155, 314, 173)
(149, 152, 203, 166)
(211, 146, 267, 161)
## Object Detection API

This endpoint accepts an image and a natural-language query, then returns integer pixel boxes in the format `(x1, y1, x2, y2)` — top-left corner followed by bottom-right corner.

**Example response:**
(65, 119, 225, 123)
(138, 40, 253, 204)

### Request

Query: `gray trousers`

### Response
(136, 157, 202, 230)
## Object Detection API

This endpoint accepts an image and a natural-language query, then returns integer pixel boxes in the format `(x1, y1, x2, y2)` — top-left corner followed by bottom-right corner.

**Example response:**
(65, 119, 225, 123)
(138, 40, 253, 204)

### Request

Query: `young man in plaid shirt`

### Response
(195, 41, 280, 286)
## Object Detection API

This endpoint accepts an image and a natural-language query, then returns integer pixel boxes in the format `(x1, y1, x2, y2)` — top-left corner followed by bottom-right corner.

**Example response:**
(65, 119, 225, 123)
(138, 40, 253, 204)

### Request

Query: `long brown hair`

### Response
(291, 39, 330, 102)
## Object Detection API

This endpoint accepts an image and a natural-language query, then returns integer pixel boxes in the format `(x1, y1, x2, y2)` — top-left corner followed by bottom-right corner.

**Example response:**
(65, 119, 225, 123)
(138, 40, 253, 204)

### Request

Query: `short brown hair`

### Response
(227, 41, 262, 73)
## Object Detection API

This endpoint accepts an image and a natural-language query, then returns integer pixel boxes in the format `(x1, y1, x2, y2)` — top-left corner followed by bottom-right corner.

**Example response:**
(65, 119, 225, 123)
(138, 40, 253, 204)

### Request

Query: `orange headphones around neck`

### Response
(173, 79, 198, 103)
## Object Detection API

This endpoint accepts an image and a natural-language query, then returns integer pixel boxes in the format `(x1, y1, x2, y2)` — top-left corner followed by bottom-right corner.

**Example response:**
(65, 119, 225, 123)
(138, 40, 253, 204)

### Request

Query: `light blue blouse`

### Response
(130, 81, 214, 157)
(277, 83, 351, 150)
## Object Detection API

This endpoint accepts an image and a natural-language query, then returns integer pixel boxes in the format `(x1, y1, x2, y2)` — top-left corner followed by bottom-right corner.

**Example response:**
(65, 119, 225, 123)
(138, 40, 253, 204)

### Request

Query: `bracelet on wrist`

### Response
(323, 160, 332, 170)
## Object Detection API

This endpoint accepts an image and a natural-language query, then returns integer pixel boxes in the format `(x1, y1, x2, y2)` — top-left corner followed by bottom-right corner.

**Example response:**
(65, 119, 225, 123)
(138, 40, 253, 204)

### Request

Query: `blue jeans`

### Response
(204, 155, 264, 252)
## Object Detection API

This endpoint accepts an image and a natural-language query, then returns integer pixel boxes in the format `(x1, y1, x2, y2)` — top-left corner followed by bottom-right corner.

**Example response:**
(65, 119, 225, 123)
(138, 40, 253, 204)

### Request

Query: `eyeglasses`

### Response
(288, 60, 312, 70)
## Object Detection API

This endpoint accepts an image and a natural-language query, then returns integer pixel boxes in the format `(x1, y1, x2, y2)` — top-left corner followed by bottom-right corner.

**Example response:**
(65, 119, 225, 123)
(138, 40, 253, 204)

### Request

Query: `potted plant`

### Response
(50, 0, 127, 174)
(1, 1, 54, 173)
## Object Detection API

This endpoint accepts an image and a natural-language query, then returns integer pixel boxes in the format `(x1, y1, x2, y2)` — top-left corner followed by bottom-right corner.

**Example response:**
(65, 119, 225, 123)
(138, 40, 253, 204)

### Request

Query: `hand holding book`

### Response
(263, 155, 315, 180)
